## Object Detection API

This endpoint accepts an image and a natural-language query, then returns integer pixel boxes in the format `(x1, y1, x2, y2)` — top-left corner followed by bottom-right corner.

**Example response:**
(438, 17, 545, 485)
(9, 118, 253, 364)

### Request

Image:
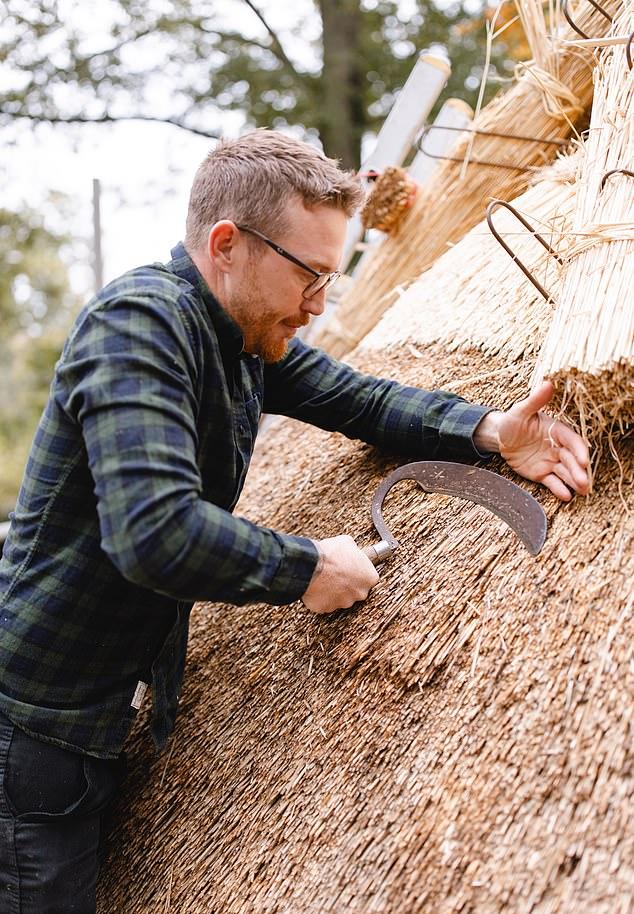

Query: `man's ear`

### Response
(207, 221, 240, 274)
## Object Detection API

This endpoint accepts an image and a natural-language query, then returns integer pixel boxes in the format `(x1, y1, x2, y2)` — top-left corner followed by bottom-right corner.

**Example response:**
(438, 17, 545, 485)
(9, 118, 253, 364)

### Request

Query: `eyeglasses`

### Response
(235, 224, 340, 300)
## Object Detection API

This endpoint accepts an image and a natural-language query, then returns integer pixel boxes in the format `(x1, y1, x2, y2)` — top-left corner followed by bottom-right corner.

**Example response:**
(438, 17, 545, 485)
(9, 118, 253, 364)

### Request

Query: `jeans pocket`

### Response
(3, 726, 92, 821)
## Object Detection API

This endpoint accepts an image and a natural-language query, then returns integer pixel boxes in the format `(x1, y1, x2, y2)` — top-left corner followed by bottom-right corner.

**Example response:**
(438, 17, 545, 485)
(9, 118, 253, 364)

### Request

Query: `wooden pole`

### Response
(92, 178, 104, 293)
(339, 52, 451, 273)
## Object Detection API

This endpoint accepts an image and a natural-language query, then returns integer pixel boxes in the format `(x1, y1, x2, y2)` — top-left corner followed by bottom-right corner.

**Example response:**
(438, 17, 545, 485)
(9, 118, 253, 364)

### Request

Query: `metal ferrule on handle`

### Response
(363, 540, 395, 566)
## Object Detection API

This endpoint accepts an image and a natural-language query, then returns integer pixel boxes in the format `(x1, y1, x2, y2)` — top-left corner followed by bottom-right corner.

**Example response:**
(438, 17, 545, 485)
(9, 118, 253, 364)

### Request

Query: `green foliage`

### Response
(1, 0, 519, 165)
(220, 0, 514, 138)
(0, 204, 79, 518)
(0, 204, 76, 333)
(0, 331, 68, 517)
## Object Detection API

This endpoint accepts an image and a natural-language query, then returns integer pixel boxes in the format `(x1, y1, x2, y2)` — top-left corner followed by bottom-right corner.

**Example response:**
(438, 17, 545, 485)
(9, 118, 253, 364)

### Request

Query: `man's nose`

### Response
(302, 289, 327, 316)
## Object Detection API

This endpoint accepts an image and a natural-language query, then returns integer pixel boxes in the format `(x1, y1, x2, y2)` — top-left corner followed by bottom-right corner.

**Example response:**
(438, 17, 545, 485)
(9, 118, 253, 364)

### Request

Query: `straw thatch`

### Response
(96, 155, 634, 913)
(363, 152, 582, 366)
(313, 0, 621, 360)
(532, 2, 634, 446)
(361, 166, 418, 232)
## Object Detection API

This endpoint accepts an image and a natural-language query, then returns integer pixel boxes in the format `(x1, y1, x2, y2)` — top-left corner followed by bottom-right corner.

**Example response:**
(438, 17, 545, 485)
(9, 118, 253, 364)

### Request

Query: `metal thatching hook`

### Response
(562, 0, 613, 39)
(626, 31, 634, 70)
(486, 200, 564, 303)
(416, 124, 567, 173)
(600, 169, 634, 191)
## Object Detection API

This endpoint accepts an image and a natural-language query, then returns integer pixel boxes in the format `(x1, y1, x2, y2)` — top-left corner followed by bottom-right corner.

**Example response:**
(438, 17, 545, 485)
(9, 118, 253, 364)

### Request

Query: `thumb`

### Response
(514, 380, 554, 419)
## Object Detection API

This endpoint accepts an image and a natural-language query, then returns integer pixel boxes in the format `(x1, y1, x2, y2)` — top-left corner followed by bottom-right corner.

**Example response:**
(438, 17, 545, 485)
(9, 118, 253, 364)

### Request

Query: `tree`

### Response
(0, 203, 80, 517)
(1, 0, 518, 167)
(0, 203, 78, 333)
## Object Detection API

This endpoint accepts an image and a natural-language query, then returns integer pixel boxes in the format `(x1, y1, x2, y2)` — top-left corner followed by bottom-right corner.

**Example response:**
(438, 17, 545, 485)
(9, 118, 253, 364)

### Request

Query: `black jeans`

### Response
(0, 712, 125, 914)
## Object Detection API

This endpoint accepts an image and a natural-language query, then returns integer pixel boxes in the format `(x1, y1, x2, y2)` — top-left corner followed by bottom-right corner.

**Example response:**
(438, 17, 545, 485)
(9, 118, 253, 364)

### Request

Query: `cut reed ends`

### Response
(532, 3, 634, 447)
(361, 167, 418, 233)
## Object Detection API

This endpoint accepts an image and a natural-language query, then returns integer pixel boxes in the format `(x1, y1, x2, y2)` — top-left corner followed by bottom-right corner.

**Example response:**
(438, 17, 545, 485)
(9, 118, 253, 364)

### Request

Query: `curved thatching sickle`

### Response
(364, 461, 548, 564)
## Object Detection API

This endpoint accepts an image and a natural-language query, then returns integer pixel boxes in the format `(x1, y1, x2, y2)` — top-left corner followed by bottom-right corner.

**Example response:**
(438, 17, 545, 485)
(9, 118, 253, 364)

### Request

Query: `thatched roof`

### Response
(532, 1, 634, 444)
(313, 0, 620, 360)
(96, 156, 634, 912)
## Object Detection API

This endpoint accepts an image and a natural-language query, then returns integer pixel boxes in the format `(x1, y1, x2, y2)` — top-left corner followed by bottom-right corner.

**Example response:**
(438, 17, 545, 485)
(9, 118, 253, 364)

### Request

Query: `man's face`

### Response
(226, 201, 348, 363)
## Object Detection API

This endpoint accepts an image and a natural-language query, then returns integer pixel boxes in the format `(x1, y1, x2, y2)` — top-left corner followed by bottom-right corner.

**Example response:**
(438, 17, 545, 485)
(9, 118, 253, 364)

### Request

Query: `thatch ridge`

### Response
(532, 2, 634, 445)
(313, 0, 620, 360)
(360, 153, 581, 365)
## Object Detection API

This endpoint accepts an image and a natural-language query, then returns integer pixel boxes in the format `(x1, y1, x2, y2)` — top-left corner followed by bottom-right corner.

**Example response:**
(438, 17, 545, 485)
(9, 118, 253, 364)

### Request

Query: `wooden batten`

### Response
(313, 0, 621, 361)
(96, 157, 634, 913)
(532, 3, 634, 447)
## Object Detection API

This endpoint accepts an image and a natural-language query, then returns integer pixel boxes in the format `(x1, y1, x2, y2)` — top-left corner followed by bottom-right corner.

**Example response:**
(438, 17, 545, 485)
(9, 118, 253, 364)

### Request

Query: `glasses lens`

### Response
(302, 271, 340, 300)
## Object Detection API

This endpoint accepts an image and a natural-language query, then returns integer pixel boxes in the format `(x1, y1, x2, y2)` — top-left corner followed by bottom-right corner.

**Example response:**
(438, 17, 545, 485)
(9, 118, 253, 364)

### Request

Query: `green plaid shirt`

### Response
(0, 243, 492, 758)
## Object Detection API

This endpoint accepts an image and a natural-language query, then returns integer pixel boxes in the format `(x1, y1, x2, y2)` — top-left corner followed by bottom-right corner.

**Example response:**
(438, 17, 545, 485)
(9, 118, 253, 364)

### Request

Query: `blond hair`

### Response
(184, 129, 364, 251)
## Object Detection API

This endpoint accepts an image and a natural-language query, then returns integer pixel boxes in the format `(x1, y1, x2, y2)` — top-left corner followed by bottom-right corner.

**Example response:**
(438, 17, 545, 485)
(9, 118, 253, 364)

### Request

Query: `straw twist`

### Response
(515, 62, 585, 119)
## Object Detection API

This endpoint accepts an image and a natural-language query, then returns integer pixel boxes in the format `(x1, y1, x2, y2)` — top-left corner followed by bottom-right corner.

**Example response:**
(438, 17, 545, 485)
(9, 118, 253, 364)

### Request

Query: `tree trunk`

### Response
(317, 0, 366, 168)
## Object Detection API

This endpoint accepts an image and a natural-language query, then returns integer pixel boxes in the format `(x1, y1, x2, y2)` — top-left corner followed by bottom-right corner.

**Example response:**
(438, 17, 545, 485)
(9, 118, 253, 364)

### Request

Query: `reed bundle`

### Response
(314, 0, 621, 360)
(361, 166, 418, 233)
(97, 156, 634, 913)
(362, 152, 582, 364)
(532, 3, 634, 445)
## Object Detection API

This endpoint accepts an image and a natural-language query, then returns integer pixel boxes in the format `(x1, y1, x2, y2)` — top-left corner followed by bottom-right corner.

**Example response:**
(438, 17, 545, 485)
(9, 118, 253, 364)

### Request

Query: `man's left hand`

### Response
(474, 381, 590, 501)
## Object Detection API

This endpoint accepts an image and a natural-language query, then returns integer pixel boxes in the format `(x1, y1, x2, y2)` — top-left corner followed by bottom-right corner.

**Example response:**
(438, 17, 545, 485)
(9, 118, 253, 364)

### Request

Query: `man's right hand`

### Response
(302, 535, 380, 614)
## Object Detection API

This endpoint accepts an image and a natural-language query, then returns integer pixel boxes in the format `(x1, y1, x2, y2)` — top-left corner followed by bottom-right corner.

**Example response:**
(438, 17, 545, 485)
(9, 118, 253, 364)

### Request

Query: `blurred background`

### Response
(0, 0, 527, 523)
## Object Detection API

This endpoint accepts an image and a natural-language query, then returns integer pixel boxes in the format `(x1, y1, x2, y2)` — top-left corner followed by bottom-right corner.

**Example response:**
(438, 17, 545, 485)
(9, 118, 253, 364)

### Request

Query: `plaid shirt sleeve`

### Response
(56, 291, 317, 606)
(263, 339, 495, 460)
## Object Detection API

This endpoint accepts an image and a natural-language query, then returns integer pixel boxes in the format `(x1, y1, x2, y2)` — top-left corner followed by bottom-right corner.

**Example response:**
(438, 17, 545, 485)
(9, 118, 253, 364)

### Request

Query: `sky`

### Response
(7, 118, 232, 294)
(2, 0, 433, 301)
(1, 0, 319, 298)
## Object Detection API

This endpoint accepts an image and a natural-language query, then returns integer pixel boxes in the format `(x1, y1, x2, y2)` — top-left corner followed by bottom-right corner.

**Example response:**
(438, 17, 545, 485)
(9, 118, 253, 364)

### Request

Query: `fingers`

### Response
(543, 419, 590, 495)
(552, 420, 590, 470)
(553, 460, 577, 493)
(557, 445, 590, 495)
(302, 535, 380, 614)
(532, 443, 588, 498)
(541, 471, 574, 502)
(514, 380, 555, 419)
(511, 386, 591, 498)
(540, 440, 590, 500)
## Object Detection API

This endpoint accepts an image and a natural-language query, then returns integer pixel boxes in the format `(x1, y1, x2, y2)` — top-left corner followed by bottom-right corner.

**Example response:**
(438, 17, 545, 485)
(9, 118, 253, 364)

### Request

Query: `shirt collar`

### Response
(168, 242, 245, 358)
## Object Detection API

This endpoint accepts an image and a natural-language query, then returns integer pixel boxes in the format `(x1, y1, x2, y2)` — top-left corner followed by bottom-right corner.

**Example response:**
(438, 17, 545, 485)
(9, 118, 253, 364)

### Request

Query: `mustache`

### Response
(284, 314, 311, 329)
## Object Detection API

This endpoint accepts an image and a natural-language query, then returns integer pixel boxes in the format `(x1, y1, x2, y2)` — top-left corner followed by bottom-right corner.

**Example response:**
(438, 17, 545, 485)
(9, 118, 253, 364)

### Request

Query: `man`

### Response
(0, 129, 589, 912)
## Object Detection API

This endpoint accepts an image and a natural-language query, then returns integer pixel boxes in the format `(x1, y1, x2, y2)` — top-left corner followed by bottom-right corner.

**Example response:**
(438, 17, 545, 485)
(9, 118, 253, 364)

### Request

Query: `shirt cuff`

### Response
(267, 533, 320, 604)
(438, 401, 498, 461)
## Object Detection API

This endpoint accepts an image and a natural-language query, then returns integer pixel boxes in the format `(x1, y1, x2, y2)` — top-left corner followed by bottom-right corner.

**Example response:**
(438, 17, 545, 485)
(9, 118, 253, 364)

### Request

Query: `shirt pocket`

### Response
(240, 393, 262, 443)
(231, 393, 261, 509)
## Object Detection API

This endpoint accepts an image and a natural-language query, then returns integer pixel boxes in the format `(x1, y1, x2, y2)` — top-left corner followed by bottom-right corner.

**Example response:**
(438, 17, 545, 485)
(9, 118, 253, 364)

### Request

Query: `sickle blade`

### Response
(371, 461, 547, 555)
